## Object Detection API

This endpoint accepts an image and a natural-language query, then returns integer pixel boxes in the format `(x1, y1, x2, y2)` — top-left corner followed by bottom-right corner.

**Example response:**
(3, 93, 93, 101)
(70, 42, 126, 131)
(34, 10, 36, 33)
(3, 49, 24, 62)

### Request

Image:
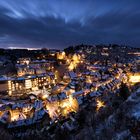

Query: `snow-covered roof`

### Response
(89, 91, 101, 97)
(72, 90, 84, 97)
(69, 71, 77, 79)
(34, 100, 43, 110)
(0, 76, 12, 81)
(76, 96, 83, 105)
(58, 92, 67, 100)
(47, 72, 54, 76)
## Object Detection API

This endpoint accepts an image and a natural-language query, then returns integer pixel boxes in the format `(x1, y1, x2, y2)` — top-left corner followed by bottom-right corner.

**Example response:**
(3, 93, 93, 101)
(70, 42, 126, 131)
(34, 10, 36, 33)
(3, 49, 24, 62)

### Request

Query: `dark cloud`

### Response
(0, 0, 140, 49)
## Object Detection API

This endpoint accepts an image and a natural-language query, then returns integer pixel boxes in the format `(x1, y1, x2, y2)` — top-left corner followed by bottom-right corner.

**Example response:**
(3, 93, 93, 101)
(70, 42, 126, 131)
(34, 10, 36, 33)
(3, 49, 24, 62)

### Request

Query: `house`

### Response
(89, 91, 102, 98)
(58, 92, 67, 100)
(72, 90, 84, 97)
(68, 71, 77, 80)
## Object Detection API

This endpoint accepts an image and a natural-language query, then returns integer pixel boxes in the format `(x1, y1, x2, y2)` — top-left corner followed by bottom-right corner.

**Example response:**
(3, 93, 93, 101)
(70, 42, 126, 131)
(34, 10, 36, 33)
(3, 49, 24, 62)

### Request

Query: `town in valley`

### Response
(0, 44, 139, 139)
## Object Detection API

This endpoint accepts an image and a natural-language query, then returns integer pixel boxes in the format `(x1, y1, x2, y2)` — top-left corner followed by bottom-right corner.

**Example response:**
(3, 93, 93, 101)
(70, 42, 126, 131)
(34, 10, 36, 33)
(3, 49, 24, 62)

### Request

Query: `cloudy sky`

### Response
(0, 0, 140, 49)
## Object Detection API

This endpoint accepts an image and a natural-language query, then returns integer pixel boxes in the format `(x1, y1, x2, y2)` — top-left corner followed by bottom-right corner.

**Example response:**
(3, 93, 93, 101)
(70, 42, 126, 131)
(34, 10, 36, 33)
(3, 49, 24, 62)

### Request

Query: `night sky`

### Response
(0, 0, 140, 49)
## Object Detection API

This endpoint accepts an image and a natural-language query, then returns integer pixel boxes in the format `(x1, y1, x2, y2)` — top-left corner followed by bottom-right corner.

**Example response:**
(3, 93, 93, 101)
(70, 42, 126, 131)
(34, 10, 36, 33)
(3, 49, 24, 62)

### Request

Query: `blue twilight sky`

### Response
(0, 0, 140, 49)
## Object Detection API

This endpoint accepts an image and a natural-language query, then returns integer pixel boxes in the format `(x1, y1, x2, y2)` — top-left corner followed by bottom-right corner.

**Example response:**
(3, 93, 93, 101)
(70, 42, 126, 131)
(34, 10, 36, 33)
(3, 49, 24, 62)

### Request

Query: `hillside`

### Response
(74, 88, 140, 140)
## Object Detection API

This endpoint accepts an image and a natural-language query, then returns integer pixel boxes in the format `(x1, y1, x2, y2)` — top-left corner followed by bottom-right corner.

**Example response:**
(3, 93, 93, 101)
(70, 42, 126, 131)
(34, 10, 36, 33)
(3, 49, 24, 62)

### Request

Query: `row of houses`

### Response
(0, 73, 55, 95)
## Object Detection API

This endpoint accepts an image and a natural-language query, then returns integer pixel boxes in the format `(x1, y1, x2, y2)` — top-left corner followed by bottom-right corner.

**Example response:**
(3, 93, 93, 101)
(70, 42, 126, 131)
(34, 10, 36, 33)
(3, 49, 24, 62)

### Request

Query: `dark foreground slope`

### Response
(74, 88, 140, 140)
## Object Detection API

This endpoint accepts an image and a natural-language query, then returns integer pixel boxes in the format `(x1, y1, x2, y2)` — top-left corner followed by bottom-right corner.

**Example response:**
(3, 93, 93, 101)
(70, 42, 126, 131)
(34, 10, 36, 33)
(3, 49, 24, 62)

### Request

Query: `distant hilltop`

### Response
(0, 44, 139, 51)
(64, 44, 140, 54)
